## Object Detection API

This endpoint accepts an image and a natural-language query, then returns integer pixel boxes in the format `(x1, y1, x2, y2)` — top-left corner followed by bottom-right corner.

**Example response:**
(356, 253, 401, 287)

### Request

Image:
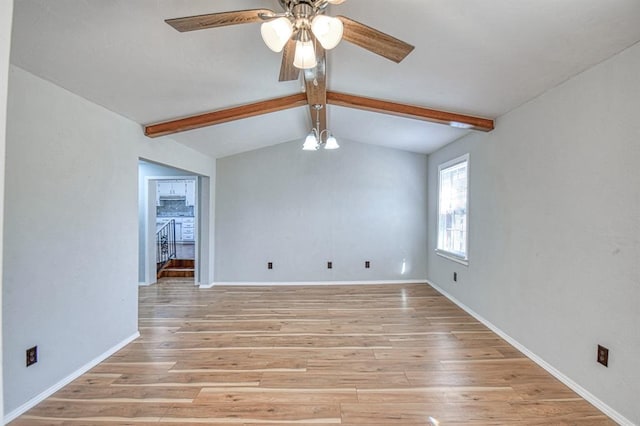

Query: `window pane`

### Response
(437, 156, 468, 259)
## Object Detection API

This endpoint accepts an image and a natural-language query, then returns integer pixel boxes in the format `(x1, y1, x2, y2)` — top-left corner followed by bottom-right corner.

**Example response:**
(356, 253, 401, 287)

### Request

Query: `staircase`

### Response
(157, 258, 195, 278)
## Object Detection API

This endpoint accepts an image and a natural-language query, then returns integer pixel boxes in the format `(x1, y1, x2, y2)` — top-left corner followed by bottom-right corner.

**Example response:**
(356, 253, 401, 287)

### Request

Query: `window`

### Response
(437, 154, 469, 263)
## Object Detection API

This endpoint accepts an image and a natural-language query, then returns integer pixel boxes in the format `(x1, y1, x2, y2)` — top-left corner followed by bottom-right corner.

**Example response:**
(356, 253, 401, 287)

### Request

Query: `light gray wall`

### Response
(198, 176, 214, 286)
(0, 0, 14, 419)
(4, 65, 139, 415)
(427, 42, 640, 423)
(3, 66, 216, 417)
(216, 140, 428, 282)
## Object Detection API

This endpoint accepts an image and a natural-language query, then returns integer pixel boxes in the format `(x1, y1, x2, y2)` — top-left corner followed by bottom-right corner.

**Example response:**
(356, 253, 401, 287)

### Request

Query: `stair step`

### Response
(159, 269, 195, 278)
(157, 258, 195, 279)
(167, 259, 194, 268)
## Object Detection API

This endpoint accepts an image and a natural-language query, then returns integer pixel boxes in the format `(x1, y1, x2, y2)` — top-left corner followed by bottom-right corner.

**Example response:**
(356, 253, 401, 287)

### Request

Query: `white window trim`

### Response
(436, 153, 469, 266)
(435, 249, 469, 266)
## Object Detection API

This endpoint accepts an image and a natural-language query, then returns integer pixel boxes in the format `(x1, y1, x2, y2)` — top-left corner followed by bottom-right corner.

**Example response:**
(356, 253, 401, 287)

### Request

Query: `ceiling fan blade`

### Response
(337, 16, 414, 63)
(165, 9, 274, 32)
(279, 39, 300, 82)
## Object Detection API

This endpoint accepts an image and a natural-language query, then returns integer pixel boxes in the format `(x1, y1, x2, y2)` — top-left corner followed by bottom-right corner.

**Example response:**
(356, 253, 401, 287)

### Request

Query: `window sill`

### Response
(435, 250, 469, 266)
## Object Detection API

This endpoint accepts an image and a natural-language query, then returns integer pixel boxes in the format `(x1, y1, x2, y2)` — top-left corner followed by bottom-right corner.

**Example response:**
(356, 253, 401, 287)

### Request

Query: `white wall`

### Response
(216, 140, 428, 283)
(197, 175, 214, 286)
(3, 65, 139, 416)
(427, 42, 640, 423)
(3, 66, 216, 418)
(0, 0, 14, 420)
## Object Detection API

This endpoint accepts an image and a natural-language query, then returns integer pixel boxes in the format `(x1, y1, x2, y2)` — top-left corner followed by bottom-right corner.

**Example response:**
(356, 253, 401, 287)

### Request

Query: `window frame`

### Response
(436, 153, 470, 266)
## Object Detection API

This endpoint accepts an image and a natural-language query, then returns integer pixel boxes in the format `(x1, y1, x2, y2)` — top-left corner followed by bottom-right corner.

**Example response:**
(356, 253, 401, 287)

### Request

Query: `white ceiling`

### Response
(10, 0, 640, 158)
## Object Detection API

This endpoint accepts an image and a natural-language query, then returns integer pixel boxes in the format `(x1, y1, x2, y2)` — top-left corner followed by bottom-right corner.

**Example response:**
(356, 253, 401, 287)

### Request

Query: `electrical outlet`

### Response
(453, 272, 457, 282)
(26, 346, 38, 367)
(327, 261, 333, 269)
(267, 262, 273, 270)
(597, 345, 609, 367)
(365, 261, 370, 269)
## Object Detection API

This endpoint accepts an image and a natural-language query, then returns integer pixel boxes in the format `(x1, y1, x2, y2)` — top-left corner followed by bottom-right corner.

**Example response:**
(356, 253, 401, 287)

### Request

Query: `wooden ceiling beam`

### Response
(326, 91, 494, 132)
(144, 91, 495, 139)
(144, 93, 308, 138)
(279, 39, 301, 82)
(304, 45, 327, 133)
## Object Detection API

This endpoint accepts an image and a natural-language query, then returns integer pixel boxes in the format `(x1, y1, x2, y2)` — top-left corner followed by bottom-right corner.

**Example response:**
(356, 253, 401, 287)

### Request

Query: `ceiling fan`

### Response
(165, 0, 415, 81)
(149, 2, 492, 144)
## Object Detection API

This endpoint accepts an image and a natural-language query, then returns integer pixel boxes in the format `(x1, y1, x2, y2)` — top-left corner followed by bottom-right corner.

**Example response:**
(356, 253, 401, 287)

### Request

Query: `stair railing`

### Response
(156, 219, 177, 272)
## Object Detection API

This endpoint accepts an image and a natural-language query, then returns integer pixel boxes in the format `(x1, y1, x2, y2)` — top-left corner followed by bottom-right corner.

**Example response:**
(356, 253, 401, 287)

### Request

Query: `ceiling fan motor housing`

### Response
(280, 0, 328, 13)
(292, 3, 314, 30)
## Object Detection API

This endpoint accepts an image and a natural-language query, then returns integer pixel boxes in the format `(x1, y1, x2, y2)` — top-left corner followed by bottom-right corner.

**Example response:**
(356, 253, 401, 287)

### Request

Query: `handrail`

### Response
(156, 219, 177, 272)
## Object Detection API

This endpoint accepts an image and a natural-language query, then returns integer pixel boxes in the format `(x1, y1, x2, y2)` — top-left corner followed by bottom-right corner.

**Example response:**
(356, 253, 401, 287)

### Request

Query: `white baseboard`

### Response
(4, 331, 140, 424)
(200, 279, 427, 289)
(426, 279, 634, 426)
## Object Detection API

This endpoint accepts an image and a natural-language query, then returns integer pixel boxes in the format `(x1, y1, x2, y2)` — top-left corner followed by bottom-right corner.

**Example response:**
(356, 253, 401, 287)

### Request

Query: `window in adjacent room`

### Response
(437, 154, 469, 264)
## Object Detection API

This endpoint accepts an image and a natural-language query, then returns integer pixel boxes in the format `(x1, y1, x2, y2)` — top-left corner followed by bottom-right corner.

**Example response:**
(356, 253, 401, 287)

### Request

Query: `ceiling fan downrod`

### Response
(279, 0, 340, 12)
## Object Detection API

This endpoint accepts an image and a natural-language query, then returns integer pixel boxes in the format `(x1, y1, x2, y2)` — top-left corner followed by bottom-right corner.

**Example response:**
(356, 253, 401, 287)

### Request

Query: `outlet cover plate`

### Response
(26, 346, 38, 367)
(597, 345, 609, 367)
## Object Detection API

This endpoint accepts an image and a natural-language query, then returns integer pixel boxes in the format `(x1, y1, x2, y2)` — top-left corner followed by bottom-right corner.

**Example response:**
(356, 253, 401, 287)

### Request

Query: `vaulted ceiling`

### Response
(10, 0, 640, 158)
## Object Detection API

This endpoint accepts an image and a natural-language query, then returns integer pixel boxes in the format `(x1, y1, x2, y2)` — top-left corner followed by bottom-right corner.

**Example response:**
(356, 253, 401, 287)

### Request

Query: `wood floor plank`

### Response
(307, 359, 442, 373)
(10, 282, 615, 425)
(196, 387, 358, 404)
(373, 347, 506, 361)
(112, 371, 262, 388)
(50, 385, 200, 401)
(259, 371, 411, 388)
(341, 401, 524, 423)
(356, 386, 522, 403)
(161, 402, 341, 423)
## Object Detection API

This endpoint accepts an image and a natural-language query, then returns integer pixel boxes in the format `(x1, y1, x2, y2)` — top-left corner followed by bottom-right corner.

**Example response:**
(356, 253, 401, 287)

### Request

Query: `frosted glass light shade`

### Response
(311, 15, 343, 49)
(327, 0, 346, 4)
(303, 132, 320, 150)
(261, 17, 293, 52)
(293, 39, 317, 69)
(324, 134, 340, 150)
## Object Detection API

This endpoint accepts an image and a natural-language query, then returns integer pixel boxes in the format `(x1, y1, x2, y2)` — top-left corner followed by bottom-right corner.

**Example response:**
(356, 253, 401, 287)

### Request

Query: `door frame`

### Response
(142, 175, 200, 286)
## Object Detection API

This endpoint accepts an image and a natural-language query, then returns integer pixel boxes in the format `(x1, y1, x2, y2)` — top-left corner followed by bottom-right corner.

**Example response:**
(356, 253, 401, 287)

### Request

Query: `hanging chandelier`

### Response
(303, 104, 339, 151)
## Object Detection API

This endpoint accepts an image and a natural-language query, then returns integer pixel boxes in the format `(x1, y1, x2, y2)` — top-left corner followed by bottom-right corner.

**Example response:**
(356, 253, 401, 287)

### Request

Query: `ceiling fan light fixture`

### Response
(303, 104, 340, 152)
(324, 133, 340, 150)
(303, 130, 320, 150)
(293, 31, 317, 69)
(311, 15, 343, 49)
(261, 17, 294, 52)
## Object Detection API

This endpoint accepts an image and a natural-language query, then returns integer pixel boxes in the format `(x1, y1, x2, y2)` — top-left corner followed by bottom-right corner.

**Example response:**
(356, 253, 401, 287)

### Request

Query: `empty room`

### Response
(1, 0, 639, 424)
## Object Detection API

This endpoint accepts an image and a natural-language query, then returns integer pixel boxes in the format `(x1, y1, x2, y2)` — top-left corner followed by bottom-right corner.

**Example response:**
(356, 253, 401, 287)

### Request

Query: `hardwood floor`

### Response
(12, 280, 614, 425)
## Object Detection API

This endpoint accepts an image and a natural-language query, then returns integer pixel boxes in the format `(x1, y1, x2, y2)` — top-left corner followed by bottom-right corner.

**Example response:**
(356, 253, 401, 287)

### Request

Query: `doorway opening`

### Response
(138, 159, 208, 286)
(155, 178, 196, 279)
